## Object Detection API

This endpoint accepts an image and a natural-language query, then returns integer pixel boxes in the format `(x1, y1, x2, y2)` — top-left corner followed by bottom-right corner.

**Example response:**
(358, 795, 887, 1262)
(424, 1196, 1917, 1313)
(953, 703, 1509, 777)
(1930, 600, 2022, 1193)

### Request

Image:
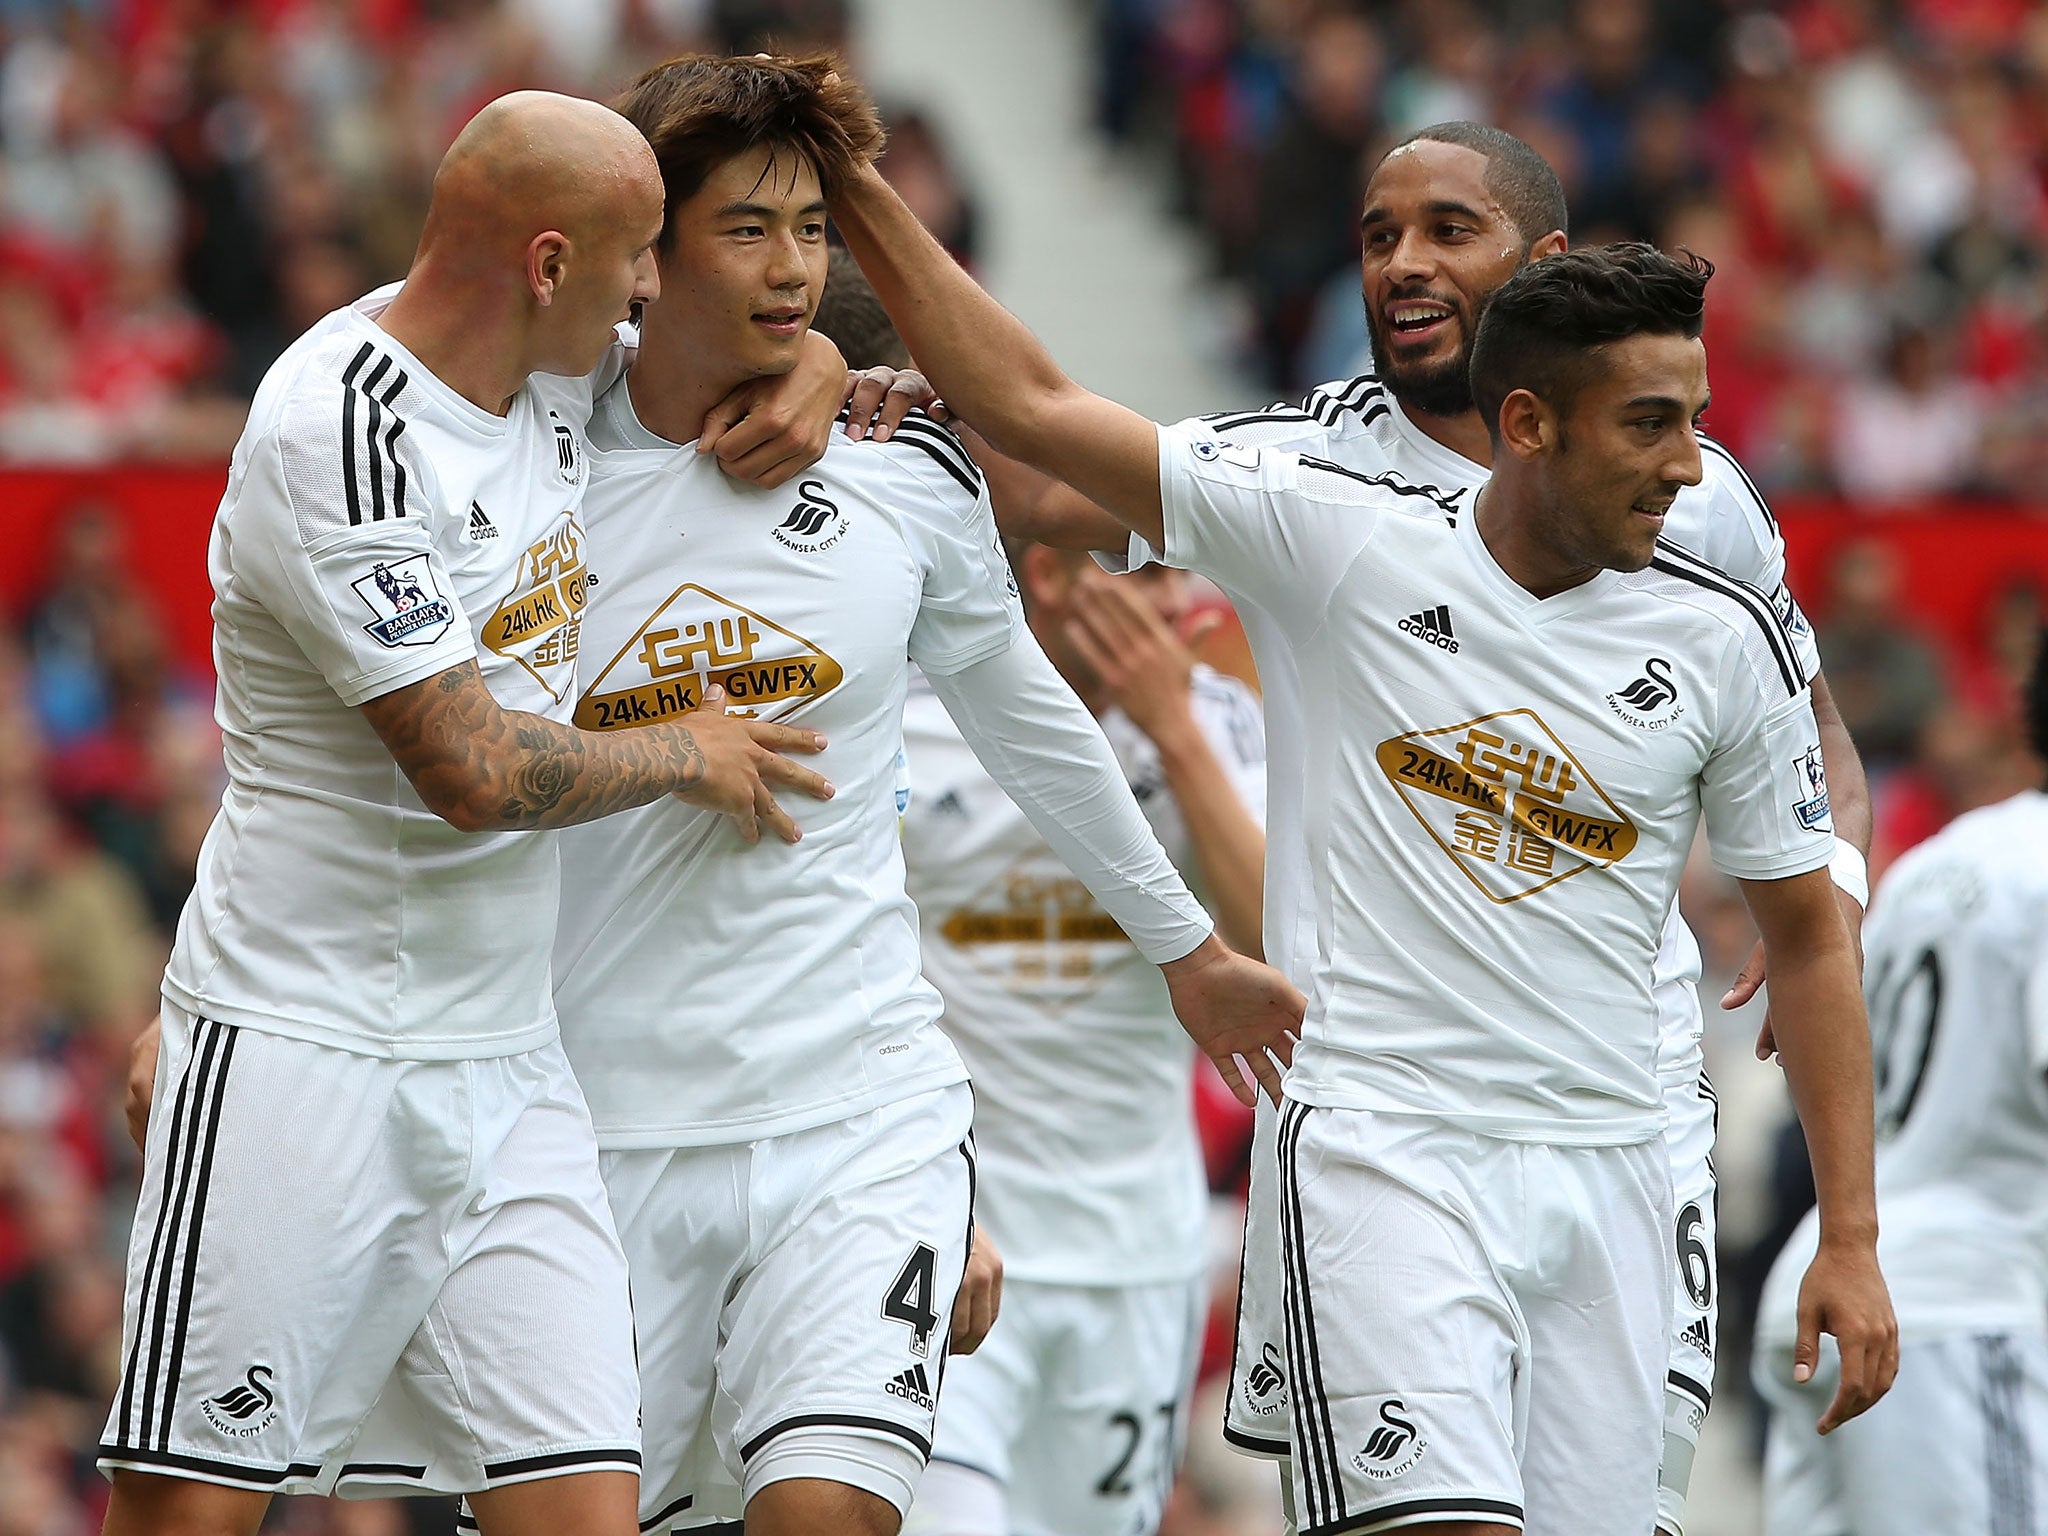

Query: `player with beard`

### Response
(969, 122, 1873, 1536)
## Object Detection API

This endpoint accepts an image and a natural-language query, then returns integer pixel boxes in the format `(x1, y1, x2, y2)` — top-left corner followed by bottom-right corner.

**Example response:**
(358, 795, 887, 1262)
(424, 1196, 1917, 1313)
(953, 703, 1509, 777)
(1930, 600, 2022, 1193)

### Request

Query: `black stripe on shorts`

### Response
(739, 1412, 933, 1465)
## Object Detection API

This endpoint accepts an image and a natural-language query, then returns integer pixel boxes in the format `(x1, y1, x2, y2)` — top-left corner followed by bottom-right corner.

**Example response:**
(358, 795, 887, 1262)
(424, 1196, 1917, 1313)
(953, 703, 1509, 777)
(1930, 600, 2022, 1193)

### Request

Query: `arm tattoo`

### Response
(361, 661, 712, 831)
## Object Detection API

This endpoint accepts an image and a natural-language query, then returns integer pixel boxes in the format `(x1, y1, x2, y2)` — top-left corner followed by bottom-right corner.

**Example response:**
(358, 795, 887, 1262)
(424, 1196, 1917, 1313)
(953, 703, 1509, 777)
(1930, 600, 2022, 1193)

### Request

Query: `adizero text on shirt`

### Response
(1157, 423, 1833, 1140)
(164, 293, 607, 1058)
(553, 393, 1024, 1146)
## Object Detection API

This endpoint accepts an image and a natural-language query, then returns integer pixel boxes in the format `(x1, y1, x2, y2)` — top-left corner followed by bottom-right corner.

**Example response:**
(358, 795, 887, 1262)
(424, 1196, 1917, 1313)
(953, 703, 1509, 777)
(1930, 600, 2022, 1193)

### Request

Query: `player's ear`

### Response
(528, 231, 570, 306)
(1528, 229, 1567, 261)
(1496, 388, 1551, 461)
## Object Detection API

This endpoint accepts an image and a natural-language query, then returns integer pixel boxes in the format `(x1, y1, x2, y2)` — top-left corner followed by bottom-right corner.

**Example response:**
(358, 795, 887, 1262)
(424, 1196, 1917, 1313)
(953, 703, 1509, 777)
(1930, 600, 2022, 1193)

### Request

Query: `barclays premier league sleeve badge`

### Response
(1793, 743, 1833, 831)
(353, 556, 456, 647)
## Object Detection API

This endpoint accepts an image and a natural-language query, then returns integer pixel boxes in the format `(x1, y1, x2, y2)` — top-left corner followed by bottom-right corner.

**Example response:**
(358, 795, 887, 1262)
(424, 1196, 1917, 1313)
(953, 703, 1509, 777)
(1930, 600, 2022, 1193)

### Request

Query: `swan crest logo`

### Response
(1352, 1398, 1426, 1480)
(1606, 656, 1684, 730)
(202, 1364, 279, 1437)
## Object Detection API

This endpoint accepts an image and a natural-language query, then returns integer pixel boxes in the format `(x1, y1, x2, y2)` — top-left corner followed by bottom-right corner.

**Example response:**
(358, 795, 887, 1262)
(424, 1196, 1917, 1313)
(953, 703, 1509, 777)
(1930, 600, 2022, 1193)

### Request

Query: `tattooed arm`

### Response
(361, 662, 832, 843)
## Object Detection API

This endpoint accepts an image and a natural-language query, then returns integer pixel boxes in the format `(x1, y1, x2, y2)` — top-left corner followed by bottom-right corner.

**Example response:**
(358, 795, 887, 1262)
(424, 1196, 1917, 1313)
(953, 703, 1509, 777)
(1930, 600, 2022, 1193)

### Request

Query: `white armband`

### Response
(1829, 839, 1869, 909)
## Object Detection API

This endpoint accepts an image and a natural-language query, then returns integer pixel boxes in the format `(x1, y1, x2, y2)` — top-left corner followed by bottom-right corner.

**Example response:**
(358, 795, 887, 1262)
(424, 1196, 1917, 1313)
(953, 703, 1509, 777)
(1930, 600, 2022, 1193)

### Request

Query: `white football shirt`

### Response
(164, 290, 607, 1059)
(1157, 422, 1834, 1140)
(553, 389, 1211, 1147)
(1132, 376, 1818, 1093)
(1759, 789, 2048, 1340)
(900, 666, 1267, 1284)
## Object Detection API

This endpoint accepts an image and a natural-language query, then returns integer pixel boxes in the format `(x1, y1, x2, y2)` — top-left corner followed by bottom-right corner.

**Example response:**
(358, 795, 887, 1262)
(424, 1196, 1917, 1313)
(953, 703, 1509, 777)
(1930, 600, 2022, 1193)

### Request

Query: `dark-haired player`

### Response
(835, 122, 1895, 1533)
(543, 55, 1300, 1536)
(1754, 629, 2048, 1536)
(982, 122, 1874, 1536)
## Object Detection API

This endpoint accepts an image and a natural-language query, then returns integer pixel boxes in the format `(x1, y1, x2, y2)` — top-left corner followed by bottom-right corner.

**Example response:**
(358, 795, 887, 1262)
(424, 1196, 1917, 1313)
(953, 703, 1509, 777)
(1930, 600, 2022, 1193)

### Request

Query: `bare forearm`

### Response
(1151, 724, 1266, 959)
(1812, 671, 1872, 854)
(960, 425, 1132, 554)
(376, 663, 703, 831)
(1769, 936, 1879, 1242)
(833, 167, 1164, 544)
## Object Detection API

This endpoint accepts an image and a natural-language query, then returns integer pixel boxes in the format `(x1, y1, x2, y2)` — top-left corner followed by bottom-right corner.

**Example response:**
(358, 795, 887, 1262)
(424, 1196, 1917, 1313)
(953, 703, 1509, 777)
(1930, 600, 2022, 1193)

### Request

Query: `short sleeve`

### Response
(234, 424, 477, 708)
(1156, 421, 1388, 628)
(894, 429, 1029, 676)
(1689, 439, 1821, 680)
(1113, 408, 1341, 576)
(1698, 631, 1836, 881)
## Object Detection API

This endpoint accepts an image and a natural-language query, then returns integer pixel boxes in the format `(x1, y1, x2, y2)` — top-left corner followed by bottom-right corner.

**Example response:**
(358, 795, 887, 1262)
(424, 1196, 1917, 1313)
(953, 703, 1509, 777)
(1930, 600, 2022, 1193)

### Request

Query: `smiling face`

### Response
(1526, 331, 1709, 574)
(1359, 140, 1554, 418)
(646, 142, 829, 395)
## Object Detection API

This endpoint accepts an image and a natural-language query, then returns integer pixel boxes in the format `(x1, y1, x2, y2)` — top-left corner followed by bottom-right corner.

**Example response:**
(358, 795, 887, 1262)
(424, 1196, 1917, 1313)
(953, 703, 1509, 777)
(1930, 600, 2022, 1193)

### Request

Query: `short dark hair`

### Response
(1388, 122, 1568, 246)
(2025, 625, 2048, 769)
(612, 53, 884, 247)
(813, 247, 908, 369)
(1468, 242, 1712, 436)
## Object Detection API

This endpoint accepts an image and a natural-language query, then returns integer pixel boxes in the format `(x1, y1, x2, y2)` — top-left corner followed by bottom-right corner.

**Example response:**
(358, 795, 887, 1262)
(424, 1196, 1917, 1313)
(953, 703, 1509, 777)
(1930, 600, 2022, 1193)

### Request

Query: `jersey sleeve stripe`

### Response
(379, 369, 411, 518)
(1296, 454, 1459, 514)
(888, 420, 983, 495)
(1204, 408, 1317, 433)
(340, 343, 372, 525)
(1648, 544, 1802, 696)
(363, 385, 388, 523)
(1698, 435, 1778, 530)
(889, 416, 981, 480)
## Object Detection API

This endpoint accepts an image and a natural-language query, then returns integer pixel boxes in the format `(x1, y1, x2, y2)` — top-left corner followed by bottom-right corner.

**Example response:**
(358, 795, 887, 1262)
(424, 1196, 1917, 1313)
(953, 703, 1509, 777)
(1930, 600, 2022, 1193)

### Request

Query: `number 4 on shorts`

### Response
(883, 1243, 941, 1358)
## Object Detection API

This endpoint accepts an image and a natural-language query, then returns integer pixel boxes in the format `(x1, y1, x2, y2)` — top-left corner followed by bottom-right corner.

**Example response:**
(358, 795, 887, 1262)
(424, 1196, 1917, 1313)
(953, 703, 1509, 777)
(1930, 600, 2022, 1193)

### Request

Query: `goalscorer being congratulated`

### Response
(544, 54, 1300, 1536)
(826, 74, 1896, 1536)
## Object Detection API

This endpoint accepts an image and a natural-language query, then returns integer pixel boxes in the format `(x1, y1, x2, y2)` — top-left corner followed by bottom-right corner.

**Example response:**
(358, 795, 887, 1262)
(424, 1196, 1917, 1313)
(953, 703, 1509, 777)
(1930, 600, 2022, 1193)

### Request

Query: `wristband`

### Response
(1828, 838, 1869, 908)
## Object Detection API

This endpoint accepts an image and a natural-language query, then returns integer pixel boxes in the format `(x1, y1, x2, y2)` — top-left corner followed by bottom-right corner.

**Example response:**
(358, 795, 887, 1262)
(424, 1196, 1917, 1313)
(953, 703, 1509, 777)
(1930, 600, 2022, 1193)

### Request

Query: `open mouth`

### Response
(1384, 298, 1456, 345)
(1631, 499, 1672, 525)
(753, 306, 806, 338)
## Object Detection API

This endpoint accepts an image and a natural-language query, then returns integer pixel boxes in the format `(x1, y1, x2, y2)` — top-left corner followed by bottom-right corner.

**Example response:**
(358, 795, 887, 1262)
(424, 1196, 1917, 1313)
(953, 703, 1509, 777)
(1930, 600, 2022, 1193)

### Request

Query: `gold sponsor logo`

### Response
(939, 865, 1130, 995)
(483, 514, 587, 701)
(1376, 708, 1637, 904)
(574, 583, 842, 730)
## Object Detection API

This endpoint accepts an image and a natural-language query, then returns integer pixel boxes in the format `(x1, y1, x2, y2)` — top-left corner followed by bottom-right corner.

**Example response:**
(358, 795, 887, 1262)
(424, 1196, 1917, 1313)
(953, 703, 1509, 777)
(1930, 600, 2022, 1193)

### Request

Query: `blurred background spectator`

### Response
(0, 1, 2042, 1533)
(1097, 0, 2048, 499)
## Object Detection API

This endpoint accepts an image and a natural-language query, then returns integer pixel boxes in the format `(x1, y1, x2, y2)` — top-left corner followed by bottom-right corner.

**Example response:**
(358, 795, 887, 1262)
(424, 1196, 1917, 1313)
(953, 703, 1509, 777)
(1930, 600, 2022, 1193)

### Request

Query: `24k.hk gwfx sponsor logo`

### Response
(1377, 708, 1638, 904)
(482, 512, 588, 702)
(574, 584, 843, 730)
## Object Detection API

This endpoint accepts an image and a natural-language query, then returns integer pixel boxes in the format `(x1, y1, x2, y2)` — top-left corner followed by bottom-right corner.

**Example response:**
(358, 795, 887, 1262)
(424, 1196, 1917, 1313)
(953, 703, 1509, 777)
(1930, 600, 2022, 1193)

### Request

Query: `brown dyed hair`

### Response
(611, 53, 885, 246)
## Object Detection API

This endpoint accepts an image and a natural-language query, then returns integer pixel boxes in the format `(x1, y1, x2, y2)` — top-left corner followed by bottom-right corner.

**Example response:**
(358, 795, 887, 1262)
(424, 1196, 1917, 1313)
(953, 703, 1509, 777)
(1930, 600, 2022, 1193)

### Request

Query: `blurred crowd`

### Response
(0, 0, 2044, 1532)
(0, 0, 983, 463)
(1097, 0, 2048, 501)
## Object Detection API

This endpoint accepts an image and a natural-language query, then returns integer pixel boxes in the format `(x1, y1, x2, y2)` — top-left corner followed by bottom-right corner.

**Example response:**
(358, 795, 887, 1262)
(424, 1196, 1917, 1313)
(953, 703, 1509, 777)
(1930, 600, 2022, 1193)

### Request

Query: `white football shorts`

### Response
(1757, 1330, 2048, 1536)
(98, 1002, 640, 1497)
(1277, 1100, 1670, 1536)
(601, 1083, 976, 1530)
(906, 1275, 1205, 1536)
(1224, 1093, 1291, 1459)
(1658, 1056, 1720, 1536)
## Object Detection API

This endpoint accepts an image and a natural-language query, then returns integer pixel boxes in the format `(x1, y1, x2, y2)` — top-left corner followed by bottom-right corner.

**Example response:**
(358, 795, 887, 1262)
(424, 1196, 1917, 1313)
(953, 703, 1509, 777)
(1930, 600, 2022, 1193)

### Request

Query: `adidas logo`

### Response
(1397, 604, 1458, 653)
(930, 790, 967, 819)
(1681, 1316, 1714, 1361)
(468, 501, 498, 539)
(886, 1362, 936, 1411)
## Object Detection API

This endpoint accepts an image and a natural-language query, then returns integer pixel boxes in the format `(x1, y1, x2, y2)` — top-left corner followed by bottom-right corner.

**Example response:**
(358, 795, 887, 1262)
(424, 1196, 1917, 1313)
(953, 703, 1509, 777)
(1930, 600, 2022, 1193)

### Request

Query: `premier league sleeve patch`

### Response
(1792, 743, 1833, 831)
(353, 556, 456, 647)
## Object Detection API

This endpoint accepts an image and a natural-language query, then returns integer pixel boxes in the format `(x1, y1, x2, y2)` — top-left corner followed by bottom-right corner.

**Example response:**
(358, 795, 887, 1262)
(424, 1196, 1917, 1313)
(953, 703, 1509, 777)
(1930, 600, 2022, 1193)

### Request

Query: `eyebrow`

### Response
(715, 198, 830, 219)
(1361, 198, 1488, 228)
(1622, 394, 1689, 412)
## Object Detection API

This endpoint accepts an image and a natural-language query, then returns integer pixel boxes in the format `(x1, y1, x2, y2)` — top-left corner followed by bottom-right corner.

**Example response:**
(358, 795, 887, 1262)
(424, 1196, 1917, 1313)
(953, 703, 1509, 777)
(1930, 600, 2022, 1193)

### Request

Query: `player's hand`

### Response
(125, 1017, 161, 1152)
(1064, 577, 1218, 748)
(951, 1224, 1003, 1354)
(672, 685, 833, 844)
(697, 330, 848, 488)
(1794, 1234, 1898, 1433)
(1161, 935, 1301, 1106)
(1728, 886, 1865, 1059)
(841, 367, 948, 442)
